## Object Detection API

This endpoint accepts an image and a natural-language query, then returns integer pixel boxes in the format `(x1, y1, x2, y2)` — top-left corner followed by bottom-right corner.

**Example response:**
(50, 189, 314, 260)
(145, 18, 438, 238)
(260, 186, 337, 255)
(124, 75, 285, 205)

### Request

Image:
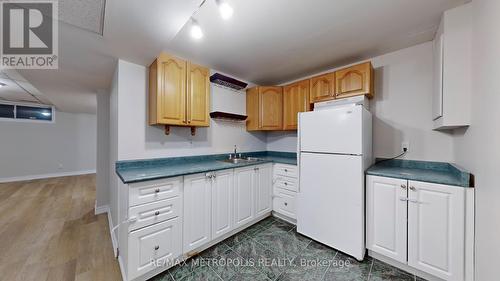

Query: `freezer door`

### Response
(297, 152, 365, 260)
(299, 105, 363, 155)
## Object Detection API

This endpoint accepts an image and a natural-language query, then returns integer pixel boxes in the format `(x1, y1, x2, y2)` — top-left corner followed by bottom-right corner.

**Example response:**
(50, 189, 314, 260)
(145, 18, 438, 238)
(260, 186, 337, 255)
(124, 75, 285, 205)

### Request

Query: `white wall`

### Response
(115, 60, 266, 161)
(96, 90, 110, 209)
(267, 42, 455, 162)
(453, 0, 500, 280)
(0, 111, 96, 182)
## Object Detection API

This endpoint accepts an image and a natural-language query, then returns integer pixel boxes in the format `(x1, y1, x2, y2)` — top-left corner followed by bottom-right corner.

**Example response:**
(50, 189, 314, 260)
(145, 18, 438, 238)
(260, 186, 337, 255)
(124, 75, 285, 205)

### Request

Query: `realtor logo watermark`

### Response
(0, 0, 58, 69)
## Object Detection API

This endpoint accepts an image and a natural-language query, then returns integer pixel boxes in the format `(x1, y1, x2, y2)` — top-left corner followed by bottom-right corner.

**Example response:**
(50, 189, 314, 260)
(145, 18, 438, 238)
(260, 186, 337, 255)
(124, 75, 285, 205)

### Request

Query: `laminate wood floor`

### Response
(0, 175, 121, 281)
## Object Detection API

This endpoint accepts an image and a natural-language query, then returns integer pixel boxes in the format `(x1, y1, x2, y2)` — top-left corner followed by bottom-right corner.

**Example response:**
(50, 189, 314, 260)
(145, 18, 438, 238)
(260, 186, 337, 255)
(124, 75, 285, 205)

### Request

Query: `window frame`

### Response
(0, 102, 56, 123)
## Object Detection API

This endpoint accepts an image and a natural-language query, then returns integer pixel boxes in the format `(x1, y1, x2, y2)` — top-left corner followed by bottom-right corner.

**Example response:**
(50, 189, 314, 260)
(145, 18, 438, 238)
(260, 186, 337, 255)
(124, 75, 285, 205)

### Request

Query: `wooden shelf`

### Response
(209, 111, 247, 121)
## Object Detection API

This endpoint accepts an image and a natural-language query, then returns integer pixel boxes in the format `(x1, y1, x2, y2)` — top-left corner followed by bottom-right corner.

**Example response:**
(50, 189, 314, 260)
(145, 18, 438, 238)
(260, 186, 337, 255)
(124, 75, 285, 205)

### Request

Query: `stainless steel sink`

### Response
(219, 157, 262, 164)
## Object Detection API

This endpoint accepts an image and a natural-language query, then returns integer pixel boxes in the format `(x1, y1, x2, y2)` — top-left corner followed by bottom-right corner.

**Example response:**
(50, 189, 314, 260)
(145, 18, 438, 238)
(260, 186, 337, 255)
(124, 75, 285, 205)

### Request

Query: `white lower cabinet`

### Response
(366, 175, 472, 281)
(211, 169, 234, 240)
(128, 217, 182, 280)
(121, 164, 275, 280)
(255, 164, 273, 216)
(366, 176, 407, 263)
(183, 173, 212, 253)
(272, 163, 298, 220)
(273, 187, 297, 219)
(408, 181, 465, 281)
(234, 166, 256, 227)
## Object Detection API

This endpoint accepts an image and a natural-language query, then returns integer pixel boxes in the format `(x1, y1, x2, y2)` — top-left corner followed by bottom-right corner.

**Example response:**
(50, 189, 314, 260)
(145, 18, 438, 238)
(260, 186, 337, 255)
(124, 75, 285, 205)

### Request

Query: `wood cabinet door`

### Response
(310, 73, 335, 103)
(408, 181, 465, 281)
(255, 164, 272, 216)
(233, 166, 255, 227)
(246, 87, 260, 131)
(156, 53, 187, 125)
(366, 176, 408, 264)
(283, 80, 310, 130)
(259, 86, 283, 130)
(183, 173, 212, 254)
(335, 62, 373, 99)
(187, 62, 210, 126)
(211, 169, 234, 240)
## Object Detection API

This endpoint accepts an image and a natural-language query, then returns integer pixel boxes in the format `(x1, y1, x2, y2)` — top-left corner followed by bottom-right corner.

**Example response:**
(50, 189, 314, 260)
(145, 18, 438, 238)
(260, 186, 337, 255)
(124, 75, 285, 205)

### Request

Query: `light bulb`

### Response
(190, 20, 203, 39)
(218, 1, 233, 20)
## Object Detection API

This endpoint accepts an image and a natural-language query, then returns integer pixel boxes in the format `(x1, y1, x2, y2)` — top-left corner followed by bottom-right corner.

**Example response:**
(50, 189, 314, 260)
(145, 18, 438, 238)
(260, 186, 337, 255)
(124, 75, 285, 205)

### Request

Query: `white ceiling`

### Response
(15, 0, 465, 113)
(168, 0, 466, 85)
(0, 70, 53, 105)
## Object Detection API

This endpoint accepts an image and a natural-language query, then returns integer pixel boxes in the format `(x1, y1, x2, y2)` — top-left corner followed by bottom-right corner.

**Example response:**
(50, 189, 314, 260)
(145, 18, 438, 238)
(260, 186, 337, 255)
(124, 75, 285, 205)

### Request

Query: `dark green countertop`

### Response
(116, 151, 297, 184)
(366, 159, 472, 187)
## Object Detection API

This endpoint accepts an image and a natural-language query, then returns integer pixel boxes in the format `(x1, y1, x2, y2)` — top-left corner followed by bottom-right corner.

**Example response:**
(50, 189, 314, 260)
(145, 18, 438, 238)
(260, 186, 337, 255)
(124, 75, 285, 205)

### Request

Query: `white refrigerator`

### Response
(297, 99, 372, 261)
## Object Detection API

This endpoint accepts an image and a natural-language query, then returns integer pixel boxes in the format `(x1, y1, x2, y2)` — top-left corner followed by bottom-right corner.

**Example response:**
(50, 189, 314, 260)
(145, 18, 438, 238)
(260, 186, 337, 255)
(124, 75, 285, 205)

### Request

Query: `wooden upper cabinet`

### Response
(283, 80, 310, 130)
(148, 52, 210, 132)
(187, 62, 210, 127)
(310, 72, 335, 103)
(149, 53, 186, 126)
(335, 62, 374, 99)
(260, 87, 283, 130)
(246, 86, 283, 131)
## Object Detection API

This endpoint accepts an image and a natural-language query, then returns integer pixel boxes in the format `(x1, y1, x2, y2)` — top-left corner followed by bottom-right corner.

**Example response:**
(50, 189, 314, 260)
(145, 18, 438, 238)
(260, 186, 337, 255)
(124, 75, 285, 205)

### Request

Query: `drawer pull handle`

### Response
(284, 182, 288, 186)
(409, 186, 416, 191)
(154, 188, 160, 193)
(154, 211, 160, 216)
(401, 184, 406, 189)
(284, 169, 288, 172)
(154, 245, 159, 250)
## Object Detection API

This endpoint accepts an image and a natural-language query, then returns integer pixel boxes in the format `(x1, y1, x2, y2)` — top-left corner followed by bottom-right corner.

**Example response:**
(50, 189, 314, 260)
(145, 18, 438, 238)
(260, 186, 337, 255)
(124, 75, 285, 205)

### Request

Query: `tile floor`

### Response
(150, 216, 425, 281)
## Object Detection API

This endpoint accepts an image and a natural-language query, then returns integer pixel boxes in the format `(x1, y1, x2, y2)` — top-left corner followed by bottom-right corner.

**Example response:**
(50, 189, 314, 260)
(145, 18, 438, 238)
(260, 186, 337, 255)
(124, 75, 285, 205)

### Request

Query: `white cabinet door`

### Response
(183, 173, 212, 253)
(255, 164, 273, 216)
(212, 169, 234, 240)
(408, 181, 465, 281)
(273, 187, 297, 219)
(128, 217, 182, 280)
(233, 166, 255, 227)
(366, 176, 408, 264)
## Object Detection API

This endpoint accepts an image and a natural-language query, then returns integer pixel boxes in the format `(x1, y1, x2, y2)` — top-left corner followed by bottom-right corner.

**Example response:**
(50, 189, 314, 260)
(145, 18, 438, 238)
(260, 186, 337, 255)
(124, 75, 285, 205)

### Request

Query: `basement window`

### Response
(0, 104, 14, 118)
(0, 103, 54, 122)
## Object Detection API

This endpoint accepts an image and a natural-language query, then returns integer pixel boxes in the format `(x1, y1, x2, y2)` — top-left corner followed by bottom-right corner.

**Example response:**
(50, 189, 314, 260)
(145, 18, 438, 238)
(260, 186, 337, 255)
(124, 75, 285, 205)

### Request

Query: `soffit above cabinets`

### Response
(0, 70, 53, 106)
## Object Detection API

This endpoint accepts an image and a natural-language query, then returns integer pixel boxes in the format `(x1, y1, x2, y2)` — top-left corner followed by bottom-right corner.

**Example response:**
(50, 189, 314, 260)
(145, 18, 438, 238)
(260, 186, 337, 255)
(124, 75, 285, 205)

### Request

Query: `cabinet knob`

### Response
(154, 211, 160, 216)
(401, 184, 406, 189)
(284, 202, 288, 206)
(154, 188, 160, 193)
(284, 169, 288, 172)
(409, 186, 416, 191)
(154, 245, 159, 251)
(284, 182, 288, 186)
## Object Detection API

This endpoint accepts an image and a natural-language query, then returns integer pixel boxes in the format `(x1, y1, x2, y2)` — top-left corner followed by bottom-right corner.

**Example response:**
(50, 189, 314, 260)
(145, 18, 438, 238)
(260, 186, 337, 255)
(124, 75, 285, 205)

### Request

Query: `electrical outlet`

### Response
(402, 141, 410, 152)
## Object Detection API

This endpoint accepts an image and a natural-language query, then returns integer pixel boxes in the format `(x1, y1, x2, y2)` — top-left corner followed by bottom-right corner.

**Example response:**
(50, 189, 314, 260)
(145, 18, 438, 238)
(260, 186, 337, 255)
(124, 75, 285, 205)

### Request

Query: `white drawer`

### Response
(273, 187, 297, 219)
(129, 196, 181, 231)
(129, 177, 181, 207)
(274, 177, 298, 192)
(273, 164, 298, 179)
(128, 217, 182, 280)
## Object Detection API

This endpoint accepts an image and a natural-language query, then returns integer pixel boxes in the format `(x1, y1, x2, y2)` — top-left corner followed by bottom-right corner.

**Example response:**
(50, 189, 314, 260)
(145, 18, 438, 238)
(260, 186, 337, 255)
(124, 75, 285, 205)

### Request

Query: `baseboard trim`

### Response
(107, 210, 119, 258)
(95, 202, 109, 215)
(0, 170, 96, 183)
